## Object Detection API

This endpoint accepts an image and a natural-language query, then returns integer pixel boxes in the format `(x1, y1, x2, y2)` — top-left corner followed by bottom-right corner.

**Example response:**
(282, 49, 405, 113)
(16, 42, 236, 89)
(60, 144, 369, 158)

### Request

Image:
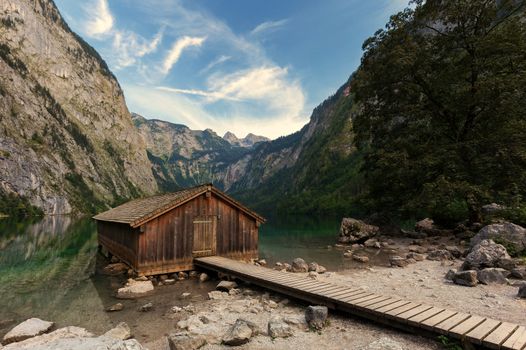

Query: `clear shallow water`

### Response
(0, 215, 391, 338)
(259, 215, 391, 270)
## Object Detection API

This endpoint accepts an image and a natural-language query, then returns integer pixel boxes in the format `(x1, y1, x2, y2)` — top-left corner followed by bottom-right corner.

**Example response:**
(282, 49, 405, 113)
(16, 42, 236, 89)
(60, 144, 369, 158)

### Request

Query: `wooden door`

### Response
(192, 215, 217, 257)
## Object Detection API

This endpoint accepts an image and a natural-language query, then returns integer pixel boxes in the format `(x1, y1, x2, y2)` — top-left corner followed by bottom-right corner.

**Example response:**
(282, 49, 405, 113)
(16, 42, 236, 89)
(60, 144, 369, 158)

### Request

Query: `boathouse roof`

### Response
(93, 184, 265, 228)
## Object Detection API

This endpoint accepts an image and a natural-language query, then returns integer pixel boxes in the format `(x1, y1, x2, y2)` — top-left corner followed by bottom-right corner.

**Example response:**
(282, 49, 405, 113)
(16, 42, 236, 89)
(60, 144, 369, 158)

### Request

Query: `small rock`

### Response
(453, 270, 478, 287)
(445, 246, 463, 259)
(415, 218, 435, 233)
(284, 263, 292, 272)
(343, 251, 353, 258)
(317, 265, 327, 274)
(2, 318, 54, 344)
(139, 302, 153, 312)
(106, 303, 124, 312)
(408, 245, 427, 254)
(511, 267, 526, 280)
(364, 239, 379, 248)
(162, 279, 175, 285)
(353, 255, 369, 263)
(308, 262, 319, 272)
(181, 292, 191, 299)
(178, 272, 189, 280)
(135, 276, 148, 281)
(229, 288, 241, 295)
(159, 275, 168, 281)
(477, 268, 508, 285)
(104, 322, 131, 340)
(217, 281, 238, 291)
(171, 306, 182, 313)
(268, 317, 293, 338)
(445, 269, 457, 281)
(305, 305, 328, 330)
(208, 291, 229, 300)
(116, 279, 154, 299)
(308, 271, 318, 279)
(222, 319, 256, 346)
(426, 249, 453, 261)
(188, 271, 198, 278)
(292, 258, 309, 273)
(361, 337, 404, 350)
(103, 263, 129, 276)
(519, 284, 526, 298)
(389, 256, 408, 268)
(406, 252, 425, 261)
(258, 259, 267, 266)
(199, 273, 209, 283)
(168, 332, 206, 350)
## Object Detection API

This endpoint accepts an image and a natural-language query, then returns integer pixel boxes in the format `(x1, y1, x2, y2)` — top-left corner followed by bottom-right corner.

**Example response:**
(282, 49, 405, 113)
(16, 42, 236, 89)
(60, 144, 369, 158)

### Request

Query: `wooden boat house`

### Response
(93, 184, 265, 276)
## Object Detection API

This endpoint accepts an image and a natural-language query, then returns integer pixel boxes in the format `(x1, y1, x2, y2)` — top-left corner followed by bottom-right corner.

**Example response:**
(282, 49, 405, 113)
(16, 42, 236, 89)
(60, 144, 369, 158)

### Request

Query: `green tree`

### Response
(353, 0, 526, 226)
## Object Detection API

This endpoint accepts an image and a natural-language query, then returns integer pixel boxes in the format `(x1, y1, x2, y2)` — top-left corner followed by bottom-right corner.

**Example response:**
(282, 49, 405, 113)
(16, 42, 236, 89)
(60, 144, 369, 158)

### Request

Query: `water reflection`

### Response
(0, 216, 99, 331)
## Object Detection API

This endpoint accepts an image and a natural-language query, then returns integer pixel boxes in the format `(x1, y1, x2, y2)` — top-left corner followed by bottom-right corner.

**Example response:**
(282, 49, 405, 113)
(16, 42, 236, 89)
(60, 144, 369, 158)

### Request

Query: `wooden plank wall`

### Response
(133, 192, 259, 275)
(97, 221, 138, 268)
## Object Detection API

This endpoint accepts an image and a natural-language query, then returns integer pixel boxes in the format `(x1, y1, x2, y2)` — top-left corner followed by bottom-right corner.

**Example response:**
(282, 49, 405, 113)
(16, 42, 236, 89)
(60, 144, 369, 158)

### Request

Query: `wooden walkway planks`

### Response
(195, 256, 526, 350)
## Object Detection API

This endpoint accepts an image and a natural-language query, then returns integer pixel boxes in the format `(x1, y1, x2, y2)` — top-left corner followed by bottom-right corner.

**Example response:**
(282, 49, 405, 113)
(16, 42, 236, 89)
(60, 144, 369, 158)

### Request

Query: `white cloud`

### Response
(84, 0, 114, 37)
(113, 29, 163, 69)
(125, 84, 307, 139)
(145, 65, 307, 138)
(156, 86, 241, 102)
(161, 36, 206, 75)
(199, 55, 231, 75)
(250, 19, 289, 35)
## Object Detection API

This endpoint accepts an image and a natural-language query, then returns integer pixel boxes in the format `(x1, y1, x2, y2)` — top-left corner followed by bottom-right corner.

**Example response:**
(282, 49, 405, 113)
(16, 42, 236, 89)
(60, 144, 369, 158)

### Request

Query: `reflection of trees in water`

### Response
(0, 217, 98, 321)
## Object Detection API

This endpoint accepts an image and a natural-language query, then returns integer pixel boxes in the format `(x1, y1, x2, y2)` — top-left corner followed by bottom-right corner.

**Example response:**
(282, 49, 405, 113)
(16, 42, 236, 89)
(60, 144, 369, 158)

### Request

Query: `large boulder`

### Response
(2, 326, 144, 350)
(222, 319, 256, 346)
(116, 279, 154, 299)
(471, 223, 526, 255)
(291, 258, 309, 273)
(3, 318, 54, 344)
(305, 305, 328, 330)
(338, 218, 379, 244)
(168, 333, 206, 350)
(463, 239, 511, 270)
(477, 268, 508, 285)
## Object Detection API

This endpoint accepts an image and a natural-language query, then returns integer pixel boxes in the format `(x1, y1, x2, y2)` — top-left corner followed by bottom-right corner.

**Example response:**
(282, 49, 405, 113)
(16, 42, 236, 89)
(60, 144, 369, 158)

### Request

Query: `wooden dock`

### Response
(195, 256, 526, 350)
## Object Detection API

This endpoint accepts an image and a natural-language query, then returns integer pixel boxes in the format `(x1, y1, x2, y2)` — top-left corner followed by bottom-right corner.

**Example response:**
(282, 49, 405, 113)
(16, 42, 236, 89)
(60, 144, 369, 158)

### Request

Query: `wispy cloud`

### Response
(113, 29, 164, 69)
(161, 36, 206, 75)
(84, 0, 113, 37)
(156, 86, 241, 102)
(199, 55, 231, 75)
(250, 19, 288, 35)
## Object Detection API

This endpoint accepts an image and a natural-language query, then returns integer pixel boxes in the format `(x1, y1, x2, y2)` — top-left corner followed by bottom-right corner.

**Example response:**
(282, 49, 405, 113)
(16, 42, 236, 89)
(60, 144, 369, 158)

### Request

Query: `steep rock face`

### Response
(132, 113, 251, 191)
(0, 0, 157, 214)
(229, 76, 360, 214)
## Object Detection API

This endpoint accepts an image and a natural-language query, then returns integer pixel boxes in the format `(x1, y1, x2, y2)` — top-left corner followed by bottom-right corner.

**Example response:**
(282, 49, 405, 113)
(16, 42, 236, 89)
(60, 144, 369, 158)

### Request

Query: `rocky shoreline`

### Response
(2, 217, 525, 350)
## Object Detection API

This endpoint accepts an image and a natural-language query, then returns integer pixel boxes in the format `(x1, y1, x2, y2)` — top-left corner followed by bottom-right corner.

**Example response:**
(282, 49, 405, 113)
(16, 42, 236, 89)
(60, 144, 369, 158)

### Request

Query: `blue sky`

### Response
(54, 0, 409, 139)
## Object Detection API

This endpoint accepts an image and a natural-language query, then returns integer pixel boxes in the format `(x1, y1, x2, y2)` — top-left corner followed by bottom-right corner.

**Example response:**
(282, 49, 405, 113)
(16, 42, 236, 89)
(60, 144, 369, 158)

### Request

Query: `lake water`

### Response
(0, 215, 391, 339)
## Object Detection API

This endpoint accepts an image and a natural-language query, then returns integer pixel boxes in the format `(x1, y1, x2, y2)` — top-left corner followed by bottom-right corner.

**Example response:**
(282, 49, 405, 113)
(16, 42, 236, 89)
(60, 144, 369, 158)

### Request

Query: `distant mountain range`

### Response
(0, 0, 360, 216)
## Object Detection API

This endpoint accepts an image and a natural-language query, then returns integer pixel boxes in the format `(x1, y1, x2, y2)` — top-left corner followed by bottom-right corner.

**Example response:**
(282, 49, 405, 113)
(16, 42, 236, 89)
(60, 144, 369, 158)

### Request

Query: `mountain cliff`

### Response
(132, 113, 251, 191)
(222, 132, 269, 148)
(0, 0, 157, 214)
